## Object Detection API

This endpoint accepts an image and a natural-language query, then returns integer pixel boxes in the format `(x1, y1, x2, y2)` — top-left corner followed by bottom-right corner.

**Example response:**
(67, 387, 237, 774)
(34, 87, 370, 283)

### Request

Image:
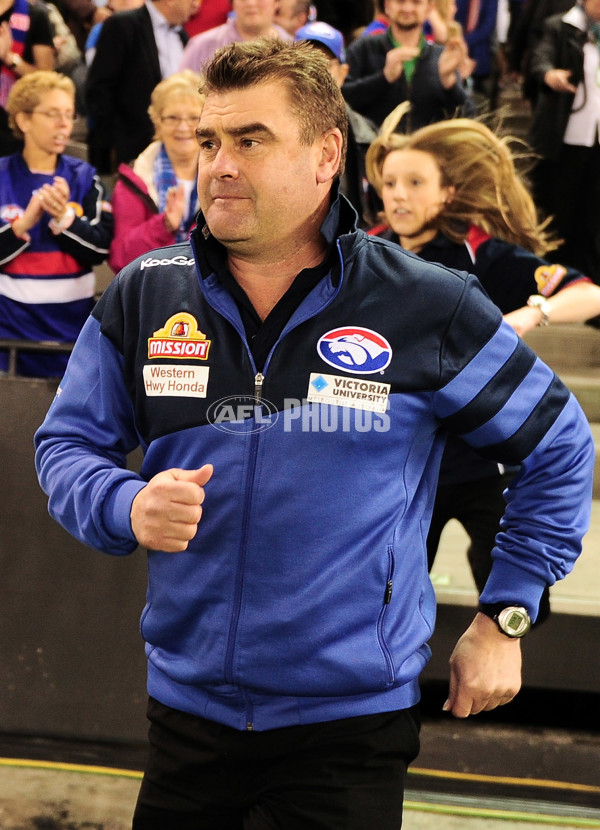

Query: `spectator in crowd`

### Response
(274, 0, 312, 35)
(296, 19, 382, 226)
(43, 0, 87, 115)
(185, 0, 231, 37)
(0, 71, 113, 377)
(366, 104, 600, 613)
(109, 71, 203, 273)
(85, 0, 194, 174)
(179, 0, 292, 73)
(84, 0, 144, 66)
(55, 0, 112, 52)
(527, 0, 600, 284)
(362, 0, 477, 81)
(362, 0, 391, 35)
(0, 0, 54, 156)
(455, 0, 500, 107)
(34, 38, 594, 828)
(508, 0, 571, 103)
(362, 0, 455, 42)
(342, 0, 474, 128)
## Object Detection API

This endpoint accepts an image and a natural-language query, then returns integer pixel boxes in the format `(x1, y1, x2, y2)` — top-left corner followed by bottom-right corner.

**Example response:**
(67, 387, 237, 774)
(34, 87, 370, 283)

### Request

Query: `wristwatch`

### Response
(527, 294, 551, 326)
(479, 604, 532, 638)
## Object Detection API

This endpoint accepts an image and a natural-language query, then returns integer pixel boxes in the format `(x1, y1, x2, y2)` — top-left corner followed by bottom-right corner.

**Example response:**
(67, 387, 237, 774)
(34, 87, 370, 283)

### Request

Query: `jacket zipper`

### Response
(223, 371, 265, 707)
(254, 372, 264, 402)
(214, 243, 344, 722)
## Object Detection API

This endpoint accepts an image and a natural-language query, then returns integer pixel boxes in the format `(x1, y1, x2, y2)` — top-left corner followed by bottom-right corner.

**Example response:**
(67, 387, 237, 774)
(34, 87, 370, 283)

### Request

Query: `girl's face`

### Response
(380, 148, 454, 251)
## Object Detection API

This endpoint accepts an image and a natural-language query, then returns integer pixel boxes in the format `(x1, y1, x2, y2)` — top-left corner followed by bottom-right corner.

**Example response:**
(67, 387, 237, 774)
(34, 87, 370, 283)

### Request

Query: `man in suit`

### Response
(85, 0, 194, 173)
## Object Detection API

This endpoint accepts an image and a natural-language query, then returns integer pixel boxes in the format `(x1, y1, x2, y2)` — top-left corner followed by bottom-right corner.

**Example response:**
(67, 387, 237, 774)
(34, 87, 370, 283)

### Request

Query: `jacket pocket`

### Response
(376, 545, 396, 687)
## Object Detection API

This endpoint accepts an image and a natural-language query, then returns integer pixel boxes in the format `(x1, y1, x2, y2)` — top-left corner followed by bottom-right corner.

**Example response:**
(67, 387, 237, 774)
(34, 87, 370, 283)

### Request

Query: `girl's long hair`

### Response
(365, 103, 559, 255)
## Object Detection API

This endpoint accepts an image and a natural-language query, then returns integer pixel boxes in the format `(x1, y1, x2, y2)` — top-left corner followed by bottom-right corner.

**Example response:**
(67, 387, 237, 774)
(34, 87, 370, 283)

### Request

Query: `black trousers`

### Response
(132, 698, 421, 830)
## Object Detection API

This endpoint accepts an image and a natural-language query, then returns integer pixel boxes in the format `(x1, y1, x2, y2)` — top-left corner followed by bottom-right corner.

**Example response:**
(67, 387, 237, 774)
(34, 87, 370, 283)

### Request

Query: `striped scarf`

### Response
(154, 142, 198, 243)
(0, 0, 29, 107)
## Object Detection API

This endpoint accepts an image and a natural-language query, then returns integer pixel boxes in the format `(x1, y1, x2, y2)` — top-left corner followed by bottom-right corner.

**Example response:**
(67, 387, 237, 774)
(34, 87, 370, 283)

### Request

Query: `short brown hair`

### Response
(200, 38, 348, 176)
(6, 71, 75, 140)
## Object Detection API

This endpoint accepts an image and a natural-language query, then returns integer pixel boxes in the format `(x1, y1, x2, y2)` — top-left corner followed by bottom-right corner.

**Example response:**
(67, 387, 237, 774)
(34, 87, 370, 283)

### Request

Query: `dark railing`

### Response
(0, 338, 74, 378)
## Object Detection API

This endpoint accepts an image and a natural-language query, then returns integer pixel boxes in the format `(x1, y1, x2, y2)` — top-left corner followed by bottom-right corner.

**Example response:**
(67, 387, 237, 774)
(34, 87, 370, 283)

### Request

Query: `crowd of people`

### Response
(2, 0, 599, 376)
(0, 3, 597, 826)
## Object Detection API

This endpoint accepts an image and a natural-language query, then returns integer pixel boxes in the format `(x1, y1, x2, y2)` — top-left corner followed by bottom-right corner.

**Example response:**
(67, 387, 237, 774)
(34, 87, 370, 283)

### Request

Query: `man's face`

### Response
(233, 0, 278, 34)
(584, 0, 600, 21)
(196, 80, 329, 259)
(274, 0, 308, 35)
(164, 0, 196, 25)
(385, 0, 432, 30)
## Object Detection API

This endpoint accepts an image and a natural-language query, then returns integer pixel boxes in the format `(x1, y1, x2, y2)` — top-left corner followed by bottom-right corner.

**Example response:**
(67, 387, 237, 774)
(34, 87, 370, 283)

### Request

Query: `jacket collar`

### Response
(192, 180, 359, 282)
(562, 4, 587, 31)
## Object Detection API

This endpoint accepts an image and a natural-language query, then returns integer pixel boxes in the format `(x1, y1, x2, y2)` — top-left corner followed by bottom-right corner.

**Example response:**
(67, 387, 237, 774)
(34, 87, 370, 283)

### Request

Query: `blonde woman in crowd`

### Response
(109, 71, 203, 273)
(0, 71, 113, 377)
(367, 104, 600, 617)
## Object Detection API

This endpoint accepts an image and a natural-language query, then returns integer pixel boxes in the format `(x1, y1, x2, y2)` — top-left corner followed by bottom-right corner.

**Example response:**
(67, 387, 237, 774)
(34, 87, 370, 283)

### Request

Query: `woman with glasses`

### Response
(108, 71, 203, 274)
(0, 70, 113, 377)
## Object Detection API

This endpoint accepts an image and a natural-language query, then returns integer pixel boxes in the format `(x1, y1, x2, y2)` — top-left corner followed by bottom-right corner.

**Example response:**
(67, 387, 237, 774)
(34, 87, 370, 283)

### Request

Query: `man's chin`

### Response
(205, 222, 253, 248)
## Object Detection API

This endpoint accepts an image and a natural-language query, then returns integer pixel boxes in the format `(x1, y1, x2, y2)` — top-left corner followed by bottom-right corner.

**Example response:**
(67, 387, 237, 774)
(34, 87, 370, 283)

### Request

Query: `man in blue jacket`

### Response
(35, 38, 594, 830)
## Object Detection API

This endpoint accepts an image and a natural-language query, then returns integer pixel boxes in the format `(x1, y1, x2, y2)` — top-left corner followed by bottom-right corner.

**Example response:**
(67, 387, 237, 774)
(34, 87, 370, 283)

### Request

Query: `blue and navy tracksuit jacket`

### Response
(35, 195, 594, 732)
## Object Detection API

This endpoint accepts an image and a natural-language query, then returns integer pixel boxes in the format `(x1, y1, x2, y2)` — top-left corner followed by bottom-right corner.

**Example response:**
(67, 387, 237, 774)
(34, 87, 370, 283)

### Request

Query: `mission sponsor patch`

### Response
(148, 312, 211, 360)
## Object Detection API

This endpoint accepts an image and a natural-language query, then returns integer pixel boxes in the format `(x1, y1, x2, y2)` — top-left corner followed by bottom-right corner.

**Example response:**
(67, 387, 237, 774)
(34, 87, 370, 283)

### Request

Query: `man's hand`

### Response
(131, 464, 213, 552)
(444, 612, 522, 717)
(544, 68, 577, 94)
(438, 36, 468, 88)
(383, 45, 421, 83)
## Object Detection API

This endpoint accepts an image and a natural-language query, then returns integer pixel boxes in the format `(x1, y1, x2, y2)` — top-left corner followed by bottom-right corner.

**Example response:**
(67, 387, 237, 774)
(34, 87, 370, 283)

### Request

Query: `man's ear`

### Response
(316, 129, 344, 183)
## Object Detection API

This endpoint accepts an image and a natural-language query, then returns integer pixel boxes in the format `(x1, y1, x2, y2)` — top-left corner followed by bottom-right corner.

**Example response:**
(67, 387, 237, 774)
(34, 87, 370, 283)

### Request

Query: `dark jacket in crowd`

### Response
(528, 9, 586, 161)
(342, 31, 473, 129)
(85, 5, 188, 172)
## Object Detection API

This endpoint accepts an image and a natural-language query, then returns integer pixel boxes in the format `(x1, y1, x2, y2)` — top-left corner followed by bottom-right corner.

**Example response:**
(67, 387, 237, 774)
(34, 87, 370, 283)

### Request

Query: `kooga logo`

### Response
(140, 255, 195, 269)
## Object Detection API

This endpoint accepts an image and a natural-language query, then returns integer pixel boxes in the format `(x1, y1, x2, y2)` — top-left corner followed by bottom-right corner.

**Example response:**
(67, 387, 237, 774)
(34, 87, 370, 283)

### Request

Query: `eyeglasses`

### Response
(31, 109, 75, 123)
(160, 114, 202, 127)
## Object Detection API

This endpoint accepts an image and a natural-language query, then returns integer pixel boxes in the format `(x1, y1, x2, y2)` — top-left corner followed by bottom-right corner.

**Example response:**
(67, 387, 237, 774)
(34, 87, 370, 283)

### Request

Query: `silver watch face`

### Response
(497, 606, 531, 638)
